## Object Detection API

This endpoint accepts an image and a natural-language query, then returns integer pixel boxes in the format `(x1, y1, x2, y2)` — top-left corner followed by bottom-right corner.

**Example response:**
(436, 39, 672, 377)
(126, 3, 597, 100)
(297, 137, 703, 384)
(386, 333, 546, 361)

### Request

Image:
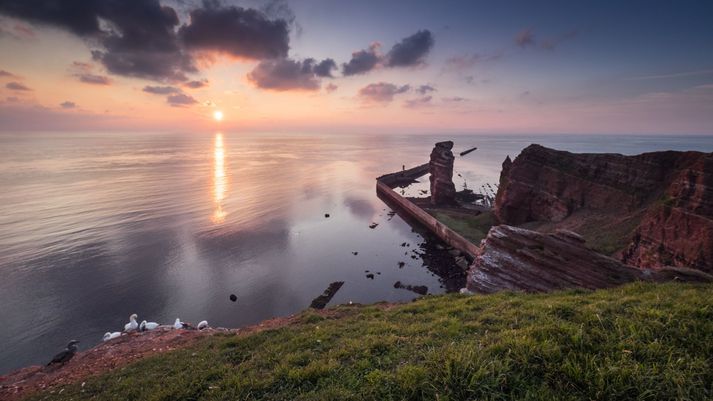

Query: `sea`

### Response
(1, 132, 711, 374)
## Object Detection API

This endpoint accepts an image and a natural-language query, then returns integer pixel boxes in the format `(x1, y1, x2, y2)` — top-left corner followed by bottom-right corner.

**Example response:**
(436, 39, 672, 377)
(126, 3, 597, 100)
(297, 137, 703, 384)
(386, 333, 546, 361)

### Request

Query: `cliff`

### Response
(466, 225, 711, 294)
(494, 144, 713, 272)
(4, 284, 712, 400)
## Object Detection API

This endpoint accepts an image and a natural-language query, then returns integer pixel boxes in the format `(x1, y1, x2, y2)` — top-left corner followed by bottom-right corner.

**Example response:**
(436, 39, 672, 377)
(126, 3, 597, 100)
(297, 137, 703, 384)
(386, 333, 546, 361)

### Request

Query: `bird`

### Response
(197, 320, 209, 330)
(124, 313, 138, 332)
(173, 318, 184, 329)
(47, 340, 79, 366)
(139, 320, 159, 331)
(103, 332, 122, 341)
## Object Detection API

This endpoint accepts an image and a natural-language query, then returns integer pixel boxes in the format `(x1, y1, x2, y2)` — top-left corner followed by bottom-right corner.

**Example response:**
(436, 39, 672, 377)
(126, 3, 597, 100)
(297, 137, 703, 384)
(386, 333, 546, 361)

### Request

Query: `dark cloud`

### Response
(515, 28, 536, 48)
(358, 82, 410, 103)
(416, 84, 436, 95)
(143, 85, 181, 95)
(6, 96, 19, 102)
(184, 79, 208, 89)
(76, 73, 111, 85)
(179, 3, 289, 59)
(313, 58, 337, 78)
(325, 83, 338, 93)
(166, 93, 197, 107)
(6, 81, 30, 91)
(248, 57, 334, 91)
(60, 101, 76, 109)
(0, 1, 293, 83)
(342, 43, 381, 76)
(404, 95, 433, 108)
(385, 30, 434, 67)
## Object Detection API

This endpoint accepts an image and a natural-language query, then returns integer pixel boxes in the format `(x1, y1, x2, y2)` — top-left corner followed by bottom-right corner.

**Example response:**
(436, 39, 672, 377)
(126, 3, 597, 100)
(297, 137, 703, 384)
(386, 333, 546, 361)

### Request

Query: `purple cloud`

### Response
(6, 81, 30, 91)
(358, 82, 410, 103)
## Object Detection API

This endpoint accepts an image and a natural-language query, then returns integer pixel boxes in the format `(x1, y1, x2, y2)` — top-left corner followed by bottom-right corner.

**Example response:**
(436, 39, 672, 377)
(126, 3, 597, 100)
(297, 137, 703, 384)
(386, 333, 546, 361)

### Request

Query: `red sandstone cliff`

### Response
(466, 225, 711, 293)
(494, 144, 713, 273)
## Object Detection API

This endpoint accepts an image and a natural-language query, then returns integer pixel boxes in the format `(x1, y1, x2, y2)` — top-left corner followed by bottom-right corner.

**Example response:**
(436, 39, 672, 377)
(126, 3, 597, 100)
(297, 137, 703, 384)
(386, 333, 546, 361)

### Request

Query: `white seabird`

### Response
(173, 318, 183, 329)
(197, 320, 209, 330)
(103, 332, 122, 341)
(124, 313, 138, 332)
(140, 320, 160, 331)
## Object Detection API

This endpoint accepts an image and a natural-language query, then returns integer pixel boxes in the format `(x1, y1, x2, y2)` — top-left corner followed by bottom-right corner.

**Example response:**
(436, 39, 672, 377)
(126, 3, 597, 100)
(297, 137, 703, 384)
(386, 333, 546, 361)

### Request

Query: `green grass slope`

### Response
(30, 283, 713, 401)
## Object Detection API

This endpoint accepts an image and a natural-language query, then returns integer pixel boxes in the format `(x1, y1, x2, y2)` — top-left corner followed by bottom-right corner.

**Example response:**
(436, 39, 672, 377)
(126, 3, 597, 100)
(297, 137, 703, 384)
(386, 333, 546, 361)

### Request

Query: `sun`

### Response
(213, 110, 224, 121)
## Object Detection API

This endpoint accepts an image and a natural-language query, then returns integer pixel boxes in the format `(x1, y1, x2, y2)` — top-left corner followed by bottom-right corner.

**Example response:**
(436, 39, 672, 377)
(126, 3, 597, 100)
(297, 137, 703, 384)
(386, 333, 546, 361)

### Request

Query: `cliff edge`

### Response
(494, 144, 713, 272)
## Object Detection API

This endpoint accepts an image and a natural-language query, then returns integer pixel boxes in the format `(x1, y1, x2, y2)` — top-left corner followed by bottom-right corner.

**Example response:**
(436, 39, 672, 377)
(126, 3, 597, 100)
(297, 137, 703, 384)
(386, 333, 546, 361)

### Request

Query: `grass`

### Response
(28, 283, 713, 401)
(431, 211, 496, 244)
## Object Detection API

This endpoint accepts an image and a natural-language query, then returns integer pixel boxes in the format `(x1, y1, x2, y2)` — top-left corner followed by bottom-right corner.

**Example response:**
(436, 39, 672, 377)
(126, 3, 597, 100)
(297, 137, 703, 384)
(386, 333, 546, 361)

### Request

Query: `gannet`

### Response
(103, 332, 122, 341)
(197, 320, 209, 330)
(140, 320, 159, 331)
(124, 314, 138, 331)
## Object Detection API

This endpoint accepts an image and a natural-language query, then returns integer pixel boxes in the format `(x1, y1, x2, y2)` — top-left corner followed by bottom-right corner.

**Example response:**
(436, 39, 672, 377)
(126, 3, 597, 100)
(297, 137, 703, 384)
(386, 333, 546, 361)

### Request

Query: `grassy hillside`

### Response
(29, 283, 713, 401)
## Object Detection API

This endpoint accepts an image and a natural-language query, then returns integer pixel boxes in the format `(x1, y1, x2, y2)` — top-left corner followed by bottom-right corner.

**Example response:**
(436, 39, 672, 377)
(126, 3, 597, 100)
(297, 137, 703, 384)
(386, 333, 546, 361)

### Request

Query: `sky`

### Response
(0, 0, 712, 135)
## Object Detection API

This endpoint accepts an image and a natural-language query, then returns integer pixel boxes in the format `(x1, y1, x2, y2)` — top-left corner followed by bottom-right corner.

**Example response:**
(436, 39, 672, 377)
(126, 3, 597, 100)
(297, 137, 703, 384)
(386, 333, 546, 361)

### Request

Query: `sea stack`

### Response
(429, 141, 457, 206)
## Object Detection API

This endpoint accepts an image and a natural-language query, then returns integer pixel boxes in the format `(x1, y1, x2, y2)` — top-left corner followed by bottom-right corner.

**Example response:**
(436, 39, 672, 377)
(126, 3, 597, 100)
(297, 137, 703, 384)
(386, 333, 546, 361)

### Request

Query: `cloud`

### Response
(443, 96, 467, 103)
(5, 81, 30, 91)
(514, 28, 577, 50)
(184, 79, 209, 88)
(325, 83, 338, 93)
(444, 52, 502, 72)
(166, 93, 197, 107)
(69, 61, 111, 85)
(0, 19, 35, 40)
(76, 73, 111, 85)
(0, 1, 293, 83)
(342, 43, 381, 76)
(626, 69, 713, 81)
(179, 3, 289, 59)
(313, 58, 337, 78)
(515, 28, 535, 48)
(60, 101, 76, 109)
(385, 29, 434, 67)
(416, 84, 436, 95)
(143, 85, 181, 95)
(248, 57, 334, 91)
(404, 95, 433, 108)
(0, 69, 18, 78)
(358, 82, 410, 104)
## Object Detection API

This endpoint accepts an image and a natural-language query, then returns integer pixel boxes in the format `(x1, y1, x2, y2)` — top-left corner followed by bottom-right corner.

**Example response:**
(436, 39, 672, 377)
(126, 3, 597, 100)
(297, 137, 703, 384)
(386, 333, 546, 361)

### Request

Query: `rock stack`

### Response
(429, 141, 457, 205)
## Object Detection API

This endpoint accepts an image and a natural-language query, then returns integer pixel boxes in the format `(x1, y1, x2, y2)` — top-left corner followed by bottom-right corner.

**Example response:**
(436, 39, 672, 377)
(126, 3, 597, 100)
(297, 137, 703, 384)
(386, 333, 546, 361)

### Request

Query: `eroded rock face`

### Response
(621, 153, 713, 272)
(466, 225, 712, 294)
(429, 141, 457, 205)
(494, 144, 713, 272)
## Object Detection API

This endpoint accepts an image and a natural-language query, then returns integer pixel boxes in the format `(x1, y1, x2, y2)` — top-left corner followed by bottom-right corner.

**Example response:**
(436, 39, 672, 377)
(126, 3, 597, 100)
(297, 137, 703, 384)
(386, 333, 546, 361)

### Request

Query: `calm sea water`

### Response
(0, 132, 711, 374)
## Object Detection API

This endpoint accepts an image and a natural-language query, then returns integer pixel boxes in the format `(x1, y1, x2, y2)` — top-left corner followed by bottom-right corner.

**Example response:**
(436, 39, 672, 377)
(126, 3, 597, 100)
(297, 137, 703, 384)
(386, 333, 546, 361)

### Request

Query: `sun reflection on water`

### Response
(212, 132, 227, 223)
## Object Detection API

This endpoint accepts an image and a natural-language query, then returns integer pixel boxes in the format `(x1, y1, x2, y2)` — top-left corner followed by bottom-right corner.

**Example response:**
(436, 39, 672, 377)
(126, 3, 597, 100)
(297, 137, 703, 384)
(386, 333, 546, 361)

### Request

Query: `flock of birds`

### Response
(47, 314, 209, 367)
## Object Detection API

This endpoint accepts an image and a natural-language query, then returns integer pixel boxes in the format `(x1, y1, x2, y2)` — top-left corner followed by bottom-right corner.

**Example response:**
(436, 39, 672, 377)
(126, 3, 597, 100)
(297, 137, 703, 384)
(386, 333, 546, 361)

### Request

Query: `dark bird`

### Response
(47, 340, 79, 366)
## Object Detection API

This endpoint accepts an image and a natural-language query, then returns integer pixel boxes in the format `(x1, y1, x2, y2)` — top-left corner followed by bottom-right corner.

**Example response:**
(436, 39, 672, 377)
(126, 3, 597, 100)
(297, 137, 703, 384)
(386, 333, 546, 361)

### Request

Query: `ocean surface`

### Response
(1, 132, 712, 374)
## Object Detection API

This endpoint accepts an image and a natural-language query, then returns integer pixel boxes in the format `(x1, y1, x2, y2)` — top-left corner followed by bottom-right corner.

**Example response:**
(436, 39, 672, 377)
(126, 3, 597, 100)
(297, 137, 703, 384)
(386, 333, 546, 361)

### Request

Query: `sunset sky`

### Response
(0, 0, 712, 134)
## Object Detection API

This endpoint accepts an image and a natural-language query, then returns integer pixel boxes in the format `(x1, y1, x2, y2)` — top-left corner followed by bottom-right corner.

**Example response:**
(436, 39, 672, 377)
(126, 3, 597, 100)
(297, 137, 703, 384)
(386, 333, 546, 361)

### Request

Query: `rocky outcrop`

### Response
(622, 153, 713, 271)
(466, 225, 712, 294)
(494, 144, 713, 272)
(429, 141, 456, 205)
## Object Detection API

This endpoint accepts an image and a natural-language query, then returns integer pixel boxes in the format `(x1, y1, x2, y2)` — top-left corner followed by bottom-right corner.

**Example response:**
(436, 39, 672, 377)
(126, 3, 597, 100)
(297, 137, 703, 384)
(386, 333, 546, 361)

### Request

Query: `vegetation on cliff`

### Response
(25, 283, 712, 401)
